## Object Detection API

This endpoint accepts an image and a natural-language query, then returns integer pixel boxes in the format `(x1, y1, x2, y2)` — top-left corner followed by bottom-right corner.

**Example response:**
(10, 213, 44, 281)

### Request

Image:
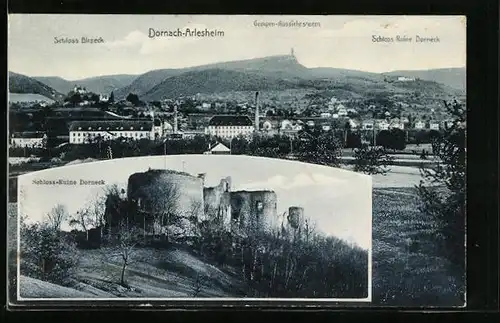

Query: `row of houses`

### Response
(9, 113, 456, 148)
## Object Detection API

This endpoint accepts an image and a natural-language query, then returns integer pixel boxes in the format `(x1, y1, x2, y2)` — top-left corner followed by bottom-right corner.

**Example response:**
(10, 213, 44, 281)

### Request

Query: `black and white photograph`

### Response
(7, 14, 465, 306)
(15, 156, 372, 300)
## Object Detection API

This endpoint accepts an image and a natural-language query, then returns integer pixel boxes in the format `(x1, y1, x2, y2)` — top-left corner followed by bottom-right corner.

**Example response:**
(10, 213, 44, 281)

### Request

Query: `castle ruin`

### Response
(104, 169, 304, 241)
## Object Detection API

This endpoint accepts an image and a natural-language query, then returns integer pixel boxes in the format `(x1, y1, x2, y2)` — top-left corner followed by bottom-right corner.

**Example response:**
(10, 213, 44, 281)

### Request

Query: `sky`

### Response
(8, 14, 466, 80)
(18, 155, 372, 250)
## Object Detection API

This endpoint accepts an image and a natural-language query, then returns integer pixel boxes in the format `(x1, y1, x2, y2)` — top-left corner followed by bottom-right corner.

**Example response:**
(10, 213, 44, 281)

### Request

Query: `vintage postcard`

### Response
(7, 15, 465, 306)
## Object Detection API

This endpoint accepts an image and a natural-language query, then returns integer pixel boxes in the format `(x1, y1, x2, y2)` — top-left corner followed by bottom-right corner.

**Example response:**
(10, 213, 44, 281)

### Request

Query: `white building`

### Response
(397, 76, 416, 82)
(320, 112, 331, 118)
(205, 115, 254, 139)
(281, 119, 293, 130)
(202, 102, 211, 109)
(362, 121, 374, 130)
(390, 121, 405, 130)
(205, 142, 231, 155)
(321, 125, 331, 131)
(348, 119, 359, 129)
(69, 120, 153, 144)
(262, 120, 273, 131)
(414, 121, 426, 130)
(429, 122, 440, 130)
(10, 132, 47, 148)
(377, 120, 390, 130)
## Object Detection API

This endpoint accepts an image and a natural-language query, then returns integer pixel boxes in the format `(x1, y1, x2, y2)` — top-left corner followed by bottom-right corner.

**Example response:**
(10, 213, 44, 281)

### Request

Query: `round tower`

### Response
(287, 206, 304, 230)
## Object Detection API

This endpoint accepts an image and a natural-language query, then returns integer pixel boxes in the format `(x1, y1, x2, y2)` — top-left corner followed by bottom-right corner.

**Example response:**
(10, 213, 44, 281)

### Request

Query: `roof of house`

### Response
(210, 142, 230, 152)
(69, 120, 153, 132)
(208, 115, 253, 127)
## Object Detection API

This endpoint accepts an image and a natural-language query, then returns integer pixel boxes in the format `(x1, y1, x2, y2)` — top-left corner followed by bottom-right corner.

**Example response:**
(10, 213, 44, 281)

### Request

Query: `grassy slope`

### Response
(73, 247, 247, 298)
(372, 187, 465, 306)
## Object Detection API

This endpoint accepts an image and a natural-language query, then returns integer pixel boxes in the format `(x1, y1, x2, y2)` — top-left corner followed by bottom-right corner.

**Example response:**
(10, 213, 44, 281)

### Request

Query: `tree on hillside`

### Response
(90, 93, 100, 103)
(126, 93, 140, 106)
(417, 100, 465, 269)
(109, 91, 115, 103)
(66, 92, 82, 106)
(45, 204, 69, 231)
(353, 145, 394, 175)
(103, 221, 141, 287)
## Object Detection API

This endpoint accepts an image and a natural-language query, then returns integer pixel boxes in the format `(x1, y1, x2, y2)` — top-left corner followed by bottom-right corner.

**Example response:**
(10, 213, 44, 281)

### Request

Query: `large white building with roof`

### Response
(205, 115, 254, 139)
(69, 120, 154, 144)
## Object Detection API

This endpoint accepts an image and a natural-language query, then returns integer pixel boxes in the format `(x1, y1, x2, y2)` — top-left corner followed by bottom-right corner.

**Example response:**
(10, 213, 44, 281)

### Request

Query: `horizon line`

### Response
(8, 53, 465, 81)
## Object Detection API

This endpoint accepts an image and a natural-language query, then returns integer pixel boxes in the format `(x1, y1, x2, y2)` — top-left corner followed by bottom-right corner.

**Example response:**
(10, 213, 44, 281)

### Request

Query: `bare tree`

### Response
(46, 204, 69, 231)
(105, 221, 141, 287)
(69, 207, 94, 241)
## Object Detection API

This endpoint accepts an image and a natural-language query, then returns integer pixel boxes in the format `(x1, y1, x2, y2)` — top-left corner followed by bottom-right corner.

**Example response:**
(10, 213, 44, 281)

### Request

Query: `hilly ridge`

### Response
(34, 74, 138, 95)
(14, 55, 466, 103)
(8, 72, 62, 101)
(115, 55, 307, 99)
(142, 68, 299, 101)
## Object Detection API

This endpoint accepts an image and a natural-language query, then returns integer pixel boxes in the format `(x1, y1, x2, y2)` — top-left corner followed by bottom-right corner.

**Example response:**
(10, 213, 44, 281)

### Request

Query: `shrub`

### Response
(353, 145, 394, 175)
(20, 221, 81, 286)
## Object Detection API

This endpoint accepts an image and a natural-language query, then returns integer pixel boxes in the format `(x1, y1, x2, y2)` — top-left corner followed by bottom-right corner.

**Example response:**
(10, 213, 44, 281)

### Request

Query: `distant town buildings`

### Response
(10, 132, 47, 148)
(205, 115, 254, 139)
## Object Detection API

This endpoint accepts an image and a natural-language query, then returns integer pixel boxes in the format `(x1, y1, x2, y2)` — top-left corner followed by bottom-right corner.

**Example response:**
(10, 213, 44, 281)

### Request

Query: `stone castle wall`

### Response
(230, 190, 278, 236)
(203, 176, 232, 230)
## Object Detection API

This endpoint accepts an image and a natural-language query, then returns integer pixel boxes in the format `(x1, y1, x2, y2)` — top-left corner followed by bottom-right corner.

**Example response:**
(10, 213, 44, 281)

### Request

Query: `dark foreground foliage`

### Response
(20, 219, 81, 287)
(194, 220, 368, 298)
(417, 100, 465, 271)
